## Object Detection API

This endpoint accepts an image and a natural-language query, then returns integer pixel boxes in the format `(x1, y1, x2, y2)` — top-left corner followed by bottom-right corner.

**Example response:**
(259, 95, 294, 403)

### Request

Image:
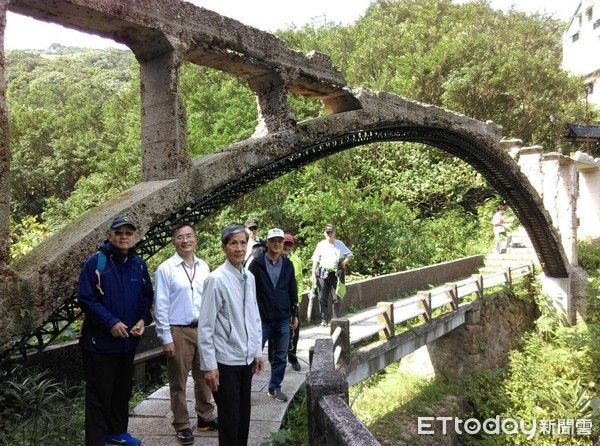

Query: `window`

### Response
(586, 7, 593, 21)
(594, 19, 600, 30)
(578, 14, 583, 26)
(572, 32, 580, 42)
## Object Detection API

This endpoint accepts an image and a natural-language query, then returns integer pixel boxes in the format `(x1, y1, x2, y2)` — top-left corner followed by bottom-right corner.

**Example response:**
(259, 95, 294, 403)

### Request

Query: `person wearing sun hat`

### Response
(77, 215, 154, 446)
(248, 228, 298, 402)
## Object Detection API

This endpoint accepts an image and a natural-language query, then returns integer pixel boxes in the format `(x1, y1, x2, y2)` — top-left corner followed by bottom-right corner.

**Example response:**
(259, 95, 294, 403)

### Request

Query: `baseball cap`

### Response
(324, 224, 335, 232)
(267, 228, 285, 240)
(110, 215, 137, 230)
(284, 234, 295, 244)
(245, 218, 258, 229)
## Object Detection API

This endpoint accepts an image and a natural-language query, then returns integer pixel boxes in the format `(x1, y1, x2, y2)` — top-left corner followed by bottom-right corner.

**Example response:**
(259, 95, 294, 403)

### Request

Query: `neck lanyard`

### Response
(182, 261, 197, 291)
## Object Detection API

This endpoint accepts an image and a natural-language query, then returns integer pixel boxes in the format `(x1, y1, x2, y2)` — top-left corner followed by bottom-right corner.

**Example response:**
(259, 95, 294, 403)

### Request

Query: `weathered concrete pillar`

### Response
(247, 71, 296, 137)
(541, 153, 577, 266)
(574, 153, 600, 240)
(0, 1, 9, 270)
(139, 51, 190, 181)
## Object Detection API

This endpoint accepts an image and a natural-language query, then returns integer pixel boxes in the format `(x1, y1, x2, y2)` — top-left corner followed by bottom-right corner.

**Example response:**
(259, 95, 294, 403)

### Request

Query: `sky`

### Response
(4, 0, 581, 50)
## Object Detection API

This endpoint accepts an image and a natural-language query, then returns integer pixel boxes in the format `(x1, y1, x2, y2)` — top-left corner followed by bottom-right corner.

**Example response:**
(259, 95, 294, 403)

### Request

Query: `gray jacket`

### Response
(198, 260, 263, 370)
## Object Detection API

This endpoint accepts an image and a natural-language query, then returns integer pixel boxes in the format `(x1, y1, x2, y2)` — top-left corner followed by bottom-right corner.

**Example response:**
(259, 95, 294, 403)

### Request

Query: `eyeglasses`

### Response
(248, 226, 258, 231)
(113, 230, 135, 237)
(174, 234, 195, 241)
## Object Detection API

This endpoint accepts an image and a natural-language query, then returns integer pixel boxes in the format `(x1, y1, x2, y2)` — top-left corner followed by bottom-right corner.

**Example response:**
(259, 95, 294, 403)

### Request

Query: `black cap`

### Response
(245, 218, 258, 229)
(110, 215, 137, 230)
(324, 224, 335, 232)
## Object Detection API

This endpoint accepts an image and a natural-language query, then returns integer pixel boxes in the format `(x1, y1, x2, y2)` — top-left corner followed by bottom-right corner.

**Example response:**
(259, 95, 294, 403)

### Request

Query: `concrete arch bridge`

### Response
(0, 0, 570, 363)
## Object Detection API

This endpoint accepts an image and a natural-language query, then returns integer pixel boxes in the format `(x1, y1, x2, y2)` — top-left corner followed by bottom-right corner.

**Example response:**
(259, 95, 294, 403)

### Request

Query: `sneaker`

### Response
(106, 432, 141, 446)
(176, 428, 194, 445)
(291, 361, 301, 372)
(268, 388, 288, 402)
(197, 417, 218, 431)
(320, 321, 328, 327)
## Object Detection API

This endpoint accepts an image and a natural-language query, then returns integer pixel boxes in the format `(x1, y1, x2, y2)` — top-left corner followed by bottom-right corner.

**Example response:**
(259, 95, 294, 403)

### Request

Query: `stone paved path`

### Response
(129, 324, 330, 445)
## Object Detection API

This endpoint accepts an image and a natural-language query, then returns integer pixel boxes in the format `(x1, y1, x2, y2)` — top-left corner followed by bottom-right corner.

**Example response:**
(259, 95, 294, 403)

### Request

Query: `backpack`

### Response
(95, 251, 107, 295)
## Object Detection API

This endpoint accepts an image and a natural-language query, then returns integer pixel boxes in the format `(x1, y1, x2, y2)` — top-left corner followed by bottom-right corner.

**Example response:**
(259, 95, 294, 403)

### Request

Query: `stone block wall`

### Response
(427, 292, 539, 377)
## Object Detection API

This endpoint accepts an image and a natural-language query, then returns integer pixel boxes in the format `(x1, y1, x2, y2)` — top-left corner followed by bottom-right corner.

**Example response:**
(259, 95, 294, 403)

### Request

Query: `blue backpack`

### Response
(95, 251, 107, 295)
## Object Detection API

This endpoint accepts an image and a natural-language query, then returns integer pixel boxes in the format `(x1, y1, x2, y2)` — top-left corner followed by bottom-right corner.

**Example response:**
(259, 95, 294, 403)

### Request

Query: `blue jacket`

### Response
(77, 241, 153, 354)
(249, 253, 298, 323)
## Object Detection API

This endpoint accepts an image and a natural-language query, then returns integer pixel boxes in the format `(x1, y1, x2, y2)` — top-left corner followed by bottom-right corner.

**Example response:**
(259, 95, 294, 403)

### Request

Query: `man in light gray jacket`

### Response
(198, 225, 264, 446)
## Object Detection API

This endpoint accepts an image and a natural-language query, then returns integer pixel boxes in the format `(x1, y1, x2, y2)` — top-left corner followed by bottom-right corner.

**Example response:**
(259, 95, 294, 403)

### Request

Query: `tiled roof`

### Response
(565, 124, 600, 139)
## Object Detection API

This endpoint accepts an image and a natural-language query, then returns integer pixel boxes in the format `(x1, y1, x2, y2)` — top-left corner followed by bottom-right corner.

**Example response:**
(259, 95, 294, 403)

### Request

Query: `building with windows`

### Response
(562, 0, 600, 107)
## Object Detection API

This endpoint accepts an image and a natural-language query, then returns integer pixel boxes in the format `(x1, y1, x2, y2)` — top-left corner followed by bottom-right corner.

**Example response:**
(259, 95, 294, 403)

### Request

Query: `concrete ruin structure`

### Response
(0, 0, 573, 361)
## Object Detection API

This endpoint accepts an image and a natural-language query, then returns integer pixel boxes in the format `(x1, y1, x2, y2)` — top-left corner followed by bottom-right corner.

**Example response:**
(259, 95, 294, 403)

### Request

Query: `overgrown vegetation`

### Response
(345, 241, 600, 445)
(0, 367, 84, 446)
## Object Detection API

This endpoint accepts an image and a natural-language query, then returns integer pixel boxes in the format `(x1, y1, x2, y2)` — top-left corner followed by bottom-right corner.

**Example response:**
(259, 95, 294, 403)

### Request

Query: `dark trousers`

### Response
(213, 363, 254, 446)
(288, 322, 300, 364)
(317, 271, 340, 323)
(82, 350, 135, 446)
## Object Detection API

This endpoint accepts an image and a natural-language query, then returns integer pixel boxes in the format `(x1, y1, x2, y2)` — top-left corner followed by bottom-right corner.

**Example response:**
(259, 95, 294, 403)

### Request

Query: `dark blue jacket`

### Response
(77, 242, 153, 354)
(249, 253, 298, 323)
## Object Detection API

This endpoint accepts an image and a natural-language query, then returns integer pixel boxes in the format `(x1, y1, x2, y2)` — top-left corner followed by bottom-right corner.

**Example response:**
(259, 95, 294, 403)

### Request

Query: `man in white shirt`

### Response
(311, 224, 353, 326)
(154, 223, 218, 445)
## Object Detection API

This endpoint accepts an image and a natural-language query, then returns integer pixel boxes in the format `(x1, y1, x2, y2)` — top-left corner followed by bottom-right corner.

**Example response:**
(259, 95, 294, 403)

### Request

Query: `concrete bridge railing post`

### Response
(445, 282, 459, 310)
(330, 318, 350, 367)
(417, 290, 432, 322)
(377, 302, 394, 339)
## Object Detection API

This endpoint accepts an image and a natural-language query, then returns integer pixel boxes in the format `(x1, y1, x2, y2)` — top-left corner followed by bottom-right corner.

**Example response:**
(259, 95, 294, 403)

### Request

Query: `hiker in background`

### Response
(492, 205, 512, 254)
(282, 232, 304, 371)
(154, 223, 218, 445)
(248, 228, 298, 402)
(77, 216, 153, 446)
(198, 225, 264, 446)
(244, 217, 263, 261)
(311, 224, 352, 327)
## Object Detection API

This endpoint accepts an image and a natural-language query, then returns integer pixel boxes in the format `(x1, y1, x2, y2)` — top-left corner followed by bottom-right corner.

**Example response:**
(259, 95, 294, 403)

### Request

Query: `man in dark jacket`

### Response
(77, 215, 154, 446)
(248, 228, 298, 402)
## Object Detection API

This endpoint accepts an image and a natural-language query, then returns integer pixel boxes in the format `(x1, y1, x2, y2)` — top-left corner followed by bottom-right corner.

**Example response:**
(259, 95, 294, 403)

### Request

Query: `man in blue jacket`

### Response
(77, 215, 154, 446)
(248, 228, 298, 402)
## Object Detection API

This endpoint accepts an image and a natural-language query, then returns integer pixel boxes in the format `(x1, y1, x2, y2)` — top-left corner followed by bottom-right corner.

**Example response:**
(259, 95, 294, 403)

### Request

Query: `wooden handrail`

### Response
(332, 263, 534, 367)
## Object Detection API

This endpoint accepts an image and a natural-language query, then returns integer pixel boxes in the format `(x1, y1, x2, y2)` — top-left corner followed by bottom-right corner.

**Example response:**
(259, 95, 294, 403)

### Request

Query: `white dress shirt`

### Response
(154, 252, 211, 345)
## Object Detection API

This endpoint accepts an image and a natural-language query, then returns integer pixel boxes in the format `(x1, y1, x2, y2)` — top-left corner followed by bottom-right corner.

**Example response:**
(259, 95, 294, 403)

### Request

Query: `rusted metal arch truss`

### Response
(0, 125, 568, 366)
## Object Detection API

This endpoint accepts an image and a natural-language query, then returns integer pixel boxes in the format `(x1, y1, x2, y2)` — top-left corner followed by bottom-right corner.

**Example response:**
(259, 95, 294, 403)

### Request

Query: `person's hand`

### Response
(204, 369, 220, 392)
(110, 321, 129, 338)
(163, 342, 176, 357)
(290, 316, 298, 331)
(130, 319, 145, 336)
(253, 357, 264, 375)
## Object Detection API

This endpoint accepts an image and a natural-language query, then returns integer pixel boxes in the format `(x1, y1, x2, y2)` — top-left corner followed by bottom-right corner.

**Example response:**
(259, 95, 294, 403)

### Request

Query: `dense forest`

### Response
(6, 0, 597, 277)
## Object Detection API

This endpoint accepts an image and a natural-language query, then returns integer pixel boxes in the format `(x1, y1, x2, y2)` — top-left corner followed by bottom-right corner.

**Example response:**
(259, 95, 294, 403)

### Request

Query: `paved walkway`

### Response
(129, 324, 330, 445)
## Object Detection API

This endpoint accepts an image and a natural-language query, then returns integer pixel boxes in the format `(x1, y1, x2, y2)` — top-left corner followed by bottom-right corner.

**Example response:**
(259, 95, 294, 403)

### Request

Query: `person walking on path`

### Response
(248, 228, 299, 402)
(492, 205, 512, 254)
(77, 215, 154, 446)
(198, 225, 264, 446)
(154, 223, 218, 445)
(282, 232, 304, 371)
(311, 224, 352, 326)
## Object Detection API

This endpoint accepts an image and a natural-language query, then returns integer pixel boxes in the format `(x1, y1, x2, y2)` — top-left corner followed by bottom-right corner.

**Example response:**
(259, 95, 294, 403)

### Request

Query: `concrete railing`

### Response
(328, 262, 535, 368)
(306, 338, 380, 446)
(305, 262, 534, 445)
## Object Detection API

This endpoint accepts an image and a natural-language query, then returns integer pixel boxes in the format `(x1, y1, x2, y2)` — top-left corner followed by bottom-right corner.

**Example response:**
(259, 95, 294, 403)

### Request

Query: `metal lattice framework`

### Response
(0, 125, 569, 365)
